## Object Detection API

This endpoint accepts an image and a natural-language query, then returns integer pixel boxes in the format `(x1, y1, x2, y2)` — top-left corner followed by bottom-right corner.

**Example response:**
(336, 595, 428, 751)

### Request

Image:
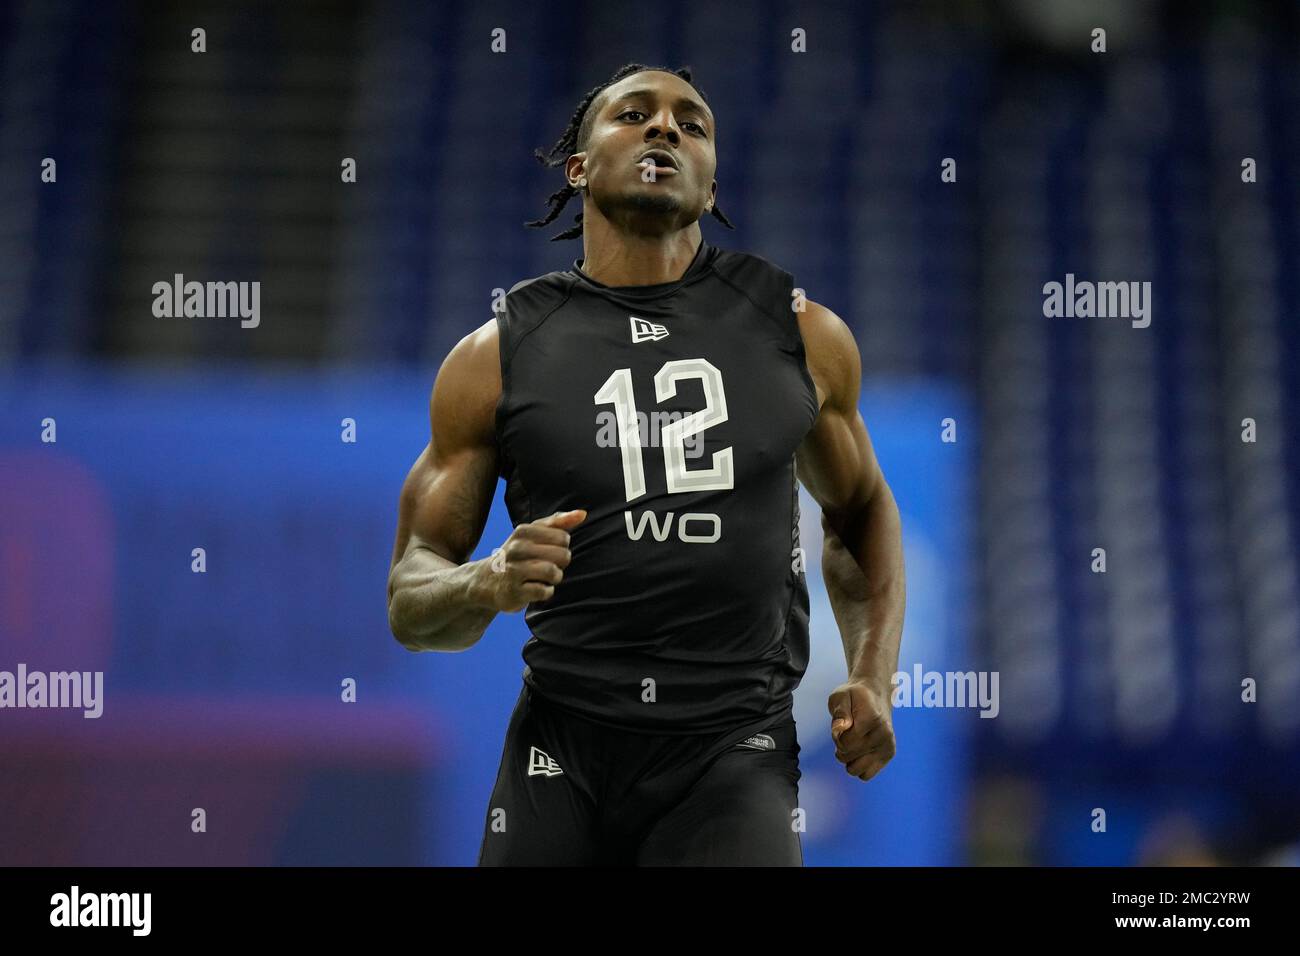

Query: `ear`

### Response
(565, 152, 588, 186)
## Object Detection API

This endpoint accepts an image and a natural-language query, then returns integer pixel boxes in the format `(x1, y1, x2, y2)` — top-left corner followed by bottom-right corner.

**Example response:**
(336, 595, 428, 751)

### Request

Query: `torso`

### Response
(492, 238, 819, 734)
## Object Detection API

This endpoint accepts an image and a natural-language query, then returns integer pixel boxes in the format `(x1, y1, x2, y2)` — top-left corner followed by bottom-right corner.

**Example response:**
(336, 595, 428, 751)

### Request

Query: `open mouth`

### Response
(635, 149, 680, 175)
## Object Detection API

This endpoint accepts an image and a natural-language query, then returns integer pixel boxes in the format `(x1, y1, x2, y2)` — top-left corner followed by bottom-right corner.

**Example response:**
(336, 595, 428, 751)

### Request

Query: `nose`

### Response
(643, 109, 681, 146)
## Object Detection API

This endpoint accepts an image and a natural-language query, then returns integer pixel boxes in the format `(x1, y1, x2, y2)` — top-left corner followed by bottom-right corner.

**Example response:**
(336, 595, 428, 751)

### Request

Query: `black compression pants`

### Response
(478, 681, 804, 866)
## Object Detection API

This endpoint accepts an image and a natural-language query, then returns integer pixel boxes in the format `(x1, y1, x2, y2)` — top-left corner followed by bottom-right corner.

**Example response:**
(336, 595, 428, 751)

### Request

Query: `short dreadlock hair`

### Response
(525, 62, 736, 241)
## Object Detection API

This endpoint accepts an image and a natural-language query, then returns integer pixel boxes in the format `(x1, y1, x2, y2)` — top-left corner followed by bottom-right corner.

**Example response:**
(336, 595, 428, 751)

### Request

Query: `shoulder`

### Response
(709, 247, 811, 357)
(795, 299, 860, 414)
(498, 270, 574, 318)
(431, 266, 575, 442)
(708, 245, 792, 294)
(708, 250, 856, 412)
(494, 269, 577, 354)
(430, 318, 501, 447)
(501, 271, 569, 298)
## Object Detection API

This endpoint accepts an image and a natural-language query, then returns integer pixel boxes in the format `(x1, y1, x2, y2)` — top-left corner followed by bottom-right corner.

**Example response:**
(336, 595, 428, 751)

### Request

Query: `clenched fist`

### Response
(827, 678, 897, 781)
(486, 509, 587, 613)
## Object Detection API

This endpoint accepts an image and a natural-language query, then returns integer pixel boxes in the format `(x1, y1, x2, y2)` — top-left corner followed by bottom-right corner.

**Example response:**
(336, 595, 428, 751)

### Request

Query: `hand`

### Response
(827, 678, 896, 781)
(486, 509, 587, 613)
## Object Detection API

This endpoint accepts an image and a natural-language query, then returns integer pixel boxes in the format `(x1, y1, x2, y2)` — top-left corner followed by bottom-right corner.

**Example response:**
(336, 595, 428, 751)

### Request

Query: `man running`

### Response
(387, 63, 906, 866)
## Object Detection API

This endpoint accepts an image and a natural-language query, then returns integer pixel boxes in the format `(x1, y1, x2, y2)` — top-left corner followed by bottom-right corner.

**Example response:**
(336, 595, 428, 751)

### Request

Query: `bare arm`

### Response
(387, 319, 587, 652)
(795, 299, 906, 780)
(386, 320, 504, 652)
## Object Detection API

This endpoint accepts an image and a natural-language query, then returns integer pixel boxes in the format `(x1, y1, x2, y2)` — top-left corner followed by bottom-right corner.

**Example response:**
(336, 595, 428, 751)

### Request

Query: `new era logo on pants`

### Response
(528, 745, 564, 777)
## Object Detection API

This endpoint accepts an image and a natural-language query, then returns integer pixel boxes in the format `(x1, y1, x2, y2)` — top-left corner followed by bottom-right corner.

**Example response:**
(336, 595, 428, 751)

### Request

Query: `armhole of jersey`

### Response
(714, 253, 820, 425)
(493, 303, 512, 466)
(494, 275, 576, 527)
(492, 302, 534, 525)
(782, 269, 821, 428)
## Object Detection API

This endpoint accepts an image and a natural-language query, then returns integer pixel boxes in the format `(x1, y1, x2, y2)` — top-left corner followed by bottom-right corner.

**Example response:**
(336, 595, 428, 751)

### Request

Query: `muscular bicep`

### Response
(389, 321, 501, 577)
(797, 404, 882, 518)
(390, 440, 497, 568)
(794, 300, 883, 519)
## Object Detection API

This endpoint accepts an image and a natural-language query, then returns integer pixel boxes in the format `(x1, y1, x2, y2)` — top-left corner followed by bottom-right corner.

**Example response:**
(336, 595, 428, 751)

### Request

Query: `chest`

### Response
(502, 296, 815, 503)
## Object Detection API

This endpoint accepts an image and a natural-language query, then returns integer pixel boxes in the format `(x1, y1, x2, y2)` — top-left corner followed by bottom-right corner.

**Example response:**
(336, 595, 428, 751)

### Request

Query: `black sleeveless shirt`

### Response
(493, 237, 819, 734)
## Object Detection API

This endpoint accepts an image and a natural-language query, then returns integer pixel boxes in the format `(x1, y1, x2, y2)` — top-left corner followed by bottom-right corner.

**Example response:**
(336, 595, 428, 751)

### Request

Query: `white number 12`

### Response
(593, 357, 733, 502)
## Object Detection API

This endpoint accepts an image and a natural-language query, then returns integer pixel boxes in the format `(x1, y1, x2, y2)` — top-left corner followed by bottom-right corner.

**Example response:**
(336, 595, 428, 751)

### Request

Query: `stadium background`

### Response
(1, 0, 1297, 865)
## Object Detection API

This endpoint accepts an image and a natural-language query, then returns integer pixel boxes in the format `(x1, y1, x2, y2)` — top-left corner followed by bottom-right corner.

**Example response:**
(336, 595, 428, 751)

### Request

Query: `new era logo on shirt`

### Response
(528, 745, 564, 777)
(630, 315, 669, 343)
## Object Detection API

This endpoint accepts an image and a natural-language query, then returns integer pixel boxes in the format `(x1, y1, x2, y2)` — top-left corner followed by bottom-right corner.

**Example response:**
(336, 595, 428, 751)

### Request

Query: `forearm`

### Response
(388, 548, 500, 652)
(821, 483, 906, 686)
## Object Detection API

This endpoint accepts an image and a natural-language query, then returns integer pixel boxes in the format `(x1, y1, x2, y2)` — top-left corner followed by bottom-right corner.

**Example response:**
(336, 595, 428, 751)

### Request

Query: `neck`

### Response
(578, 220, 703, 287)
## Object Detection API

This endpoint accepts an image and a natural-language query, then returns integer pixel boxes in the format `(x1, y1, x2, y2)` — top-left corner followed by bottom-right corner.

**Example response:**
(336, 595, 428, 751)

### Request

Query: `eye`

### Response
(617, 110, 706, 135)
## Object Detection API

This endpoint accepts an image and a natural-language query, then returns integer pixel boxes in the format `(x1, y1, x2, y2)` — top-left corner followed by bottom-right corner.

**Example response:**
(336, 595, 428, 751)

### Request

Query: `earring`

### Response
(573, 176, 587, 188)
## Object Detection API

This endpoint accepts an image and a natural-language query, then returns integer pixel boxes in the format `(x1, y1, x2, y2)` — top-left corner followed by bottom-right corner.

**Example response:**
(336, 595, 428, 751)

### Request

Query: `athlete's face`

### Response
(570, 71, 718, 235)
